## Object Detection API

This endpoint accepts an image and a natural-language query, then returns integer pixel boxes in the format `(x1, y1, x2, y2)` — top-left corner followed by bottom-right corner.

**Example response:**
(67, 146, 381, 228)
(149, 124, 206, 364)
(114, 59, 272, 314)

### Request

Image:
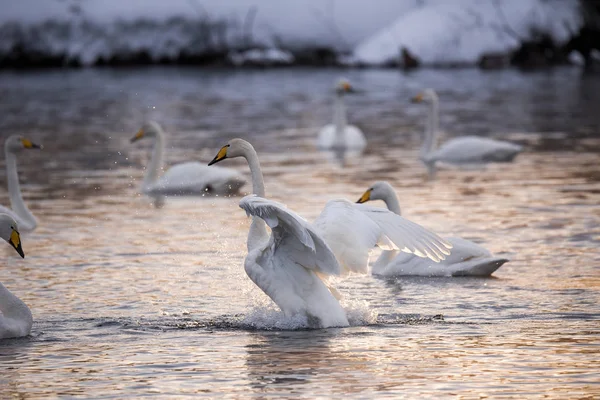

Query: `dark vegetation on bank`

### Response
(1, 0, 600, 71)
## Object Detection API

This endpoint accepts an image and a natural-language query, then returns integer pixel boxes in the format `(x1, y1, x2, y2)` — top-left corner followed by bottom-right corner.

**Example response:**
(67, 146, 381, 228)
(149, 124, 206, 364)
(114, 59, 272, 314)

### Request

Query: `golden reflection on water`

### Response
(0, 128, 599, 398)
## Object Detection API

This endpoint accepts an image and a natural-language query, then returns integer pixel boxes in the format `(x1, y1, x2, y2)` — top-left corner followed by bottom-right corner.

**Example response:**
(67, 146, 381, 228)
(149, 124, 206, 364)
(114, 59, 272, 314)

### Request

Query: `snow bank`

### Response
(354, 0, 582, 66)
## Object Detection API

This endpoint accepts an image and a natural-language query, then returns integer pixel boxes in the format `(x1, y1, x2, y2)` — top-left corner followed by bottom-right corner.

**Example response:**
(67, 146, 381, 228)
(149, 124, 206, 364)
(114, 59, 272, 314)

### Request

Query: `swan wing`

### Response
(239, 195, 340, 276)
(313, 200, 452, 275)
(432, 136, 522, 164)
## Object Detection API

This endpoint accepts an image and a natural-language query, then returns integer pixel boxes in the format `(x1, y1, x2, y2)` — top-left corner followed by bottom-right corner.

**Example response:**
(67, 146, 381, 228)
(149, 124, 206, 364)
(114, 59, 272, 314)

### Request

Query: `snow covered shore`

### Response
(0, 0, 584, 68)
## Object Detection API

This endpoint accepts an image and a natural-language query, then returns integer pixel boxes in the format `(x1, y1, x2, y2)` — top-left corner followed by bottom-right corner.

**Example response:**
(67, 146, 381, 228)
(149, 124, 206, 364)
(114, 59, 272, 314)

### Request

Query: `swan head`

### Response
(356, 181, 395, 204)
(0, 214, 24, 258)
(208, 138, 253, 165)
(411, 88, 438, 104)
(4, 135, 43, 154)
(335, 78, 356, 95)
(131, 121, 163, 143)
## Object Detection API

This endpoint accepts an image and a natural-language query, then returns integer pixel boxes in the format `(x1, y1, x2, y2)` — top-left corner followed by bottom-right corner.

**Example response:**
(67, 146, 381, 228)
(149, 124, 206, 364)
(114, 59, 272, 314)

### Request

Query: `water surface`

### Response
(0, 67, 599, 398)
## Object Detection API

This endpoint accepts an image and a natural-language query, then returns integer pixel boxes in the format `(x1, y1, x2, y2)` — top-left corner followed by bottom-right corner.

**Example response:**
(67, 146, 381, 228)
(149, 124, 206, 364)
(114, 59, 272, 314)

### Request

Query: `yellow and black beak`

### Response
(21, 138, 43, 149)
(356, 188, 372, 204)
(130, 129, 144, 143)
(9, 229, 24, 258)
(208, 145, 229, 166)
(411, 93, 424, 103)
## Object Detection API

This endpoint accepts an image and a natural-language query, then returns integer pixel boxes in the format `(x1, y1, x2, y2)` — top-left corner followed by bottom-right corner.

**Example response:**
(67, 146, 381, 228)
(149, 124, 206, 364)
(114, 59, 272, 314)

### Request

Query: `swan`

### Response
(208, 139, 452, 328)
(0, 135, 42, 232)
(317, 79, 367, 151)
(412, 89, 523, 179)
(131, 121, 246, 206)
(357, 181, 509, 277)
(0, 213, 32, 339)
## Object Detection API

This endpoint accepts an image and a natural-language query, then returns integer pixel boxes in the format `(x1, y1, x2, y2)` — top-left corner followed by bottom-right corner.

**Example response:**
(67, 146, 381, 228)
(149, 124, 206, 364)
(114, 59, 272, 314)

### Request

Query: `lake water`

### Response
(0, 67, 599, 398)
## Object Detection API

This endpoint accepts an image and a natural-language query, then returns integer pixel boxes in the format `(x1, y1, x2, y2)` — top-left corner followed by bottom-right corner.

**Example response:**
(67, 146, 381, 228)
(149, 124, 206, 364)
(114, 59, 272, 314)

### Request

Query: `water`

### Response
(1, 67, 599, 398)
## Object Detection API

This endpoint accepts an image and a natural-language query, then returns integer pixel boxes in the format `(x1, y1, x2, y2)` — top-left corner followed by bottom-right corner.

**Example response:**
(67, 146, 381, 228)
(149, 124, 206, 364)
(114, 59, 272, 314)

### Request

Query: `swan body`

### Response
(317, 79, 367, 151)
(131, 121, 246, 205)
(0, 135, 42, 232)
(357, 181, 508, 277)
(209, 140, 452, 327)
(413, 89, 523, 178)
(0, 213, 32, 340)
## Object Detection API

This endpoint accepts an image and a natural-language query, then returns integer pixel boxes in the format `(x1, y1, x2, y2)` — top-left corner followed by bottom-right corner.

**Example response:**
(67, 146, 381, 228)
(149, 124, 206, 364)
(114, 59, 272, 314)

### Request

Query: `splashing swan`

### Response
(0, 214, 31, 340)
(131, 121, 246, 205)
(0, 135, 43, 232)
(412, 89, 523, 179)
(208, 139, 451, 328)
(317, 79, 367, 151)
(357, 181, 508, 277)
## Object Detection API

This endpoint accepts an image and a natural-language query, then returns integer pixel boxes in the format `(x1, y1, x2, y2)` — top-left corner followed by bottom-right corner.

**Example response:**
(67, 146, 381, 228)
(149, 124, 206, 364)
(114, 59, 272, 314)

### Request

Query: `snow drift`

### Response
(353, 0, 581, 66)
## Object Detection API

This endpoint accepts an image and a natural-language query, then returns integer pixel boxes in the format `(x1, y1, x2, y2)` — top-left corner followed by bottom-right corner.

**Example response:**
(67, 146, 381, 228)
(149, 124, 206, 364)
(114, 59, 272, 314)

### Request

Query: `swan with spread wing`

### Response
(208, 139, 451, 328)
(357, 181, 508, 277)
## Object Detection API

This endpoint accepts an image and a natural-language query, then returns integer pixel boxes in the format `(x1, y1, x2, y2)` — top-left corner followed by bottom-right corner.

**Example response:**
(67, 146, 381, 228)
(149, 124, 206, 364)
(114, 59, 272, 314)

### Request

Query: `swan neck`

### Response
(381, 188, 402, 216)
(333, 93, 347, 144)
(144, 130, 165, 189)
(421, 96, 439, 157)
(0, 282, 32, 326)
(243, 145, 268, 250)
(4, 150, 35, 227)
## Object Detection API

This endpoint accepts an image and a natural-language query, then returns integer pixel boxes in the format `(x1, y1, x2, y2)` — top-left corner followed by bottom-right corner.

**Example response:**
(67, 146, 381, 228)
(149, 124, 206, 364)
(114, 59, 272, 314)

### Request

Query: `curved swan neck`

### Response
(421, 94, 439, 158)
(0, 282, 32, 327)
(241, 143, 268, 249)
(4, 149, 35, 228)
(143, 129, 165, 189)
(333, 93, 347, 145)
(380, 186, 402, 216)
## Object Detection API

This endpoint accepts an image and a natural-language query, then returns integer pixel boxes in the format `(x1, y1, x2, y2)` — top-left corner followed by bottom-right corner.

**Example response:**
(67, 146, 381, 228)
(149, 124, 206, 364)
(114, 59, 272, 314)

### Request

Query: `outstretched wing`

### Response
(313, 199, 452, 275)
(239, 195, 340, 276)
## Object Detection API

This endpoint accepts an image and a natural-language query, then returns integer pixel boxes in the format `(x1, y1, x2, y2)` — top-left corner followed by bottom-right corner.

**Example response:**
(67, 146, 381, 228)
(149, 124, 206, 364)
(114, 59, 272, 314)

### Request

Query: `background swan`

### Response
(357, 181, 509, 277)
(131, 121, 246, 206)
(0, 213, 32, 340)
(317, 79, 367, 151)
(0, 135, 42, 232)
(412, 89, 523, 179)
(208, 139, 452, 328)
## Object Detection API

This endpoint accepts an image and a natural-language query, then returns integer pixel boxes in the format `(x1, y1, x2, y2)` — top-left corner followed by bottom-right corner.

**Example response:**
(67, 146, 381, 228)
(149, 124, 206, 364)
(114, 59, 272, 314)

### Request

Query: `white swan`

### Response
(357, 181, 509, 277)
(208, 139, 452, 328)
(317, 79, 367, 151)
(0, 135, 42, 232)
(131, 121, 246, 206)
(412, 89, 523, 179)
(0, 213, 32, 340)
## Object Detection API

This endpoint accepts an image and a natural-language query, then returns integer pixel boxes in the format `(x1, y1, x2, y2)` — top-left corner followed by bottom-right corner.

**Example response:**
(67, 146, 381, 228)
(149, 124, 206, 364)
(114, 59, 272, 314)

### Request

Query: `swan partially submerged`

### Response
(0, 135, 43, 232)
(412, 89, 523, 179)
(357, 181, 508, 277)
(131, 121, 246, 206)
(0, 213, 32, 340)
(317, 79, 367, 151)
(208, 140, 451, 328)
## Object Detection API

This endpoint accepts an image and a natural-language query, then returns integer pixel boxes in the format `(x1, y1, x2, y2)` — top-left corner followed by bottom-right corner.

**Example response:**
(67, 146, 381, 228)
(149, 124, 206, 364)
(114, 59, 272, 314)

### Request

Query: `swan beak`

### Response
(130, 129, 144, 143)
(356, 189, 372, 203)
(208, 145, 229, 165)
(22, 139, 43, 149)
(411, 93, 424, 103)
(9, 229, 24, 258)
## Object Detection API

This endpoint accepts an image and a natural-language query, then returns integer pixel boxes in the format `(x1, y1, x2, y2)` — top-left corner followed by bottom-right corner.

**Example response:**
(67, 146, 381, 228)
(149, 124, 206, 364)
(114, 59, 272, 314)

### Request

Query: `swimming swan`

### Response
(357, 181, 509, 277)
(131, 121, 246, 206)
(0, 135, 42, 232)
(412, 89, 523, 179)
(0, 213, 31, 339)
(208, 139, 451, 327)
(317, 79, 367, 151)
